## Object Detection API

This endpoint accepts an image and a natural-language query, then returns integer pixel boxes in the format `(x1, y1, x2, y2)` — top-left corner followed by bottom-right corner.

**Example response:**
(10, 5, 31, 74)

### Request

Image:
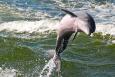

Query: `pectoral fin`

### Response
(72, 32, 78, 41)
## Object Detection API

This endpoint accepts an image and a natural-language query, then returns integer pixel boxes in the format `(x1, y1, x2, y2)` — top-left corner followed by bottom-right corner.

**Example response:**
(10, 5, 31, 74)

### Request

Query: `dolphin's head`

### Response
(74, 12, 96, 36)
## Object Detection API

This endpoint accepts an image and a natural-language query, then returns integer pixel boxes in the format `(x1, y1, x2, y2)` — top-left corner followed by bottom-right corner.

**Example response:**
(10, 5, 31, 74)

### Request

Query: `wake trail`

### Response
(39, 53, 61, 77)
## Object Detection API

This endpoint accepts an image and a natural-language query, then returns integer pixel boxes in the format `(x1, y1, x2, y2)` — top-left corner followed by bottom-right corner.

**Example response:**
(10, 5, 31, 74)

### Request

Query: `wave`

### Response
(0, 0, 115, 21)
(0, 19, 115, 36)
(0, 1, 115, 38)
(0, 3, 51, 22)
(96, 23, 115, 36)
(0, 19, 58, 33)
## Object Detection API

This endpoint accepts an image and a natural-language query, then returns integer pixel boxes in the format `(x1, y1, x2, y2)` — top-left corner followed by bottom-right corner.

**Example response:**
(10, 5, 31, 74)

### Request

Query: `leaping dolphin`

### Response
(55, 8, 96, 55)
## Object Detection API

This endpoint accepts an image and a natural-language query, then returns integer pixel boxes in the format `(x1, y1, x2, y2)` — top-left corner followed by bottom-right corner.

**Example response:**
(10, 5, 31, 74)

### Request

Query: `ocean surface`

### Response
(0, 0, 115, 77)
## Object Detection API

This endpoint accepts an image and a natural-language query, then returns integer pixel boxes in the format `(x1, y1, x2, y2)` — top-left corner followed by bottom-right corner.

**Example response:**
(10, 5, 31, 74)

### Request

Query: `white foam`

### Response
(96, 23, 115, 36)
(0, 19, 58, 33)
(112, 40, 115, 43)
(0, 18, 115, 36)
(0, 67, 18, 77)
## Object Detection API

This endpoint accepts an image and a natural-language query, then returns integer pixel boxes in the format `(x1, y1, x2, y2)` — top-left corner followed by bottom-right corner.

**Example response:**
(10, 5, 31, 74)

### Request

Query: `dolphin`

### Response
(55, 8, 96, 55)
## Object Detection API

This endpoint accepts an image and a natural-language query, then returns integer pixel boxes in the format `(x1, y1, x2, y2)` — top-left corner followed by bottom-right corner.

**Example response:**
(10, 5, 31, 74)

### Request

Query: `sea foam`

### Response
(0, 67, 19, 77)
(0, 19, 115, 36)
(0, 19, 58, 33)
(96, 23, 115, 36)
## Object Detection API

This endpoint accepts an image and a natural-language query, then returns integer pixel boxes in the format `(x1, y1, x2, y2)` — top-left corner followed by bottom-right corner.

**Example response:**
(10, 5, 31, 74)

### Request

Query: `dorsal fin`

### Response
(61, 8, 77, 17)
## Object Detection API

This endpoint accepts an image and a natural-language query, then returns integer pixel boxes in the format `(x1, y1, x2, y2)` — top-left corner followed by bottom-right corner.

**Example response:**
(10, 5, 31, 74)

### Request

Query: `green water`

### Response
(0, 0, 115, 77)
(0, 32, 115, 77)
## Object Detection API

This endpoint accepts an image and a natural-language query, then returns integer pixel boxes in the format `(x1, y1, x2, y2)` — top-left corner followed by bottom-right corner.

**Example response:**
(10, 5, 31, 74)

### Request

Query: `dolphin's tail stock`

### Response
(60, 8, 77, 17)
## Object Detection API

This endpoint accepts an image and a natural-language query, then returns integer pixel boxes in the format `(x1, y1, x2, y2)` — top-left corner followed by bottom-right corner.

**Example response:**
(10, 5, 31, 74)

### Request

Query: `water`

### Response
(40, 58, 56, 77)
(40, 53, 61, 77)
(0, 0, 115, 77)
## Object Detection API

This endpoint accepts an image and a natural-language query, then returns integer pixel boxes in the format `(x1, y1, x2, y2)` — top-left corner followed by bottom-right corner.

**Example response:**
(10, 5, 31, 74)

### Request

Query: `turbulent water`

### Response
(0, 0, 115, 77)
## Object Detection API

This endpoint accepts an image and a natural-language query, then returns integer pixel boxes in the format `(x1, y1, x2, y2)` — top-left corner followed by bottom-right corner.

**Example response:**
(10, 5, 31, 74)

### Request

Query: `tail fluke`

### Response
(61, 8, 77, 17)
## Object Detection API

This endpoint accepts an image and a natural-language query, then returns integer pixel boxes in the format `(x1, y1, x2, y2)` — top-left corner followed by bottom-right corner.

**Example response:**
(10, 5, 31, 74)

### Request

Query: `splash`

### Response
(0, 67, 21, 77)
(39, 54, 61, 77)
